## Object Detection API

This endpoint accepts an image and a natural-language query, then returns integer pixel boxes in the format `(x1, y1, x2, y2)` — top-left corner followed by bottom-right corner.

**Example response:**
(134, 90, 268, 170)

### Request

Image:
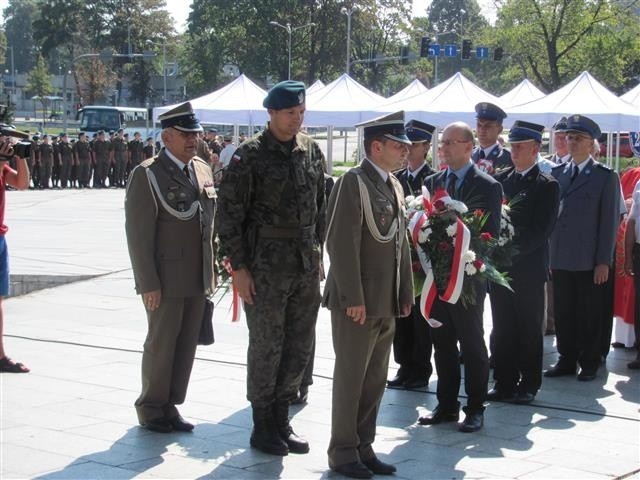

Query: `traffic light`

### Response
(401, 46, 409, 65)
(461, 39, 472, 60)
(420, 37, 430, 58)
(494, 47, 504, 61)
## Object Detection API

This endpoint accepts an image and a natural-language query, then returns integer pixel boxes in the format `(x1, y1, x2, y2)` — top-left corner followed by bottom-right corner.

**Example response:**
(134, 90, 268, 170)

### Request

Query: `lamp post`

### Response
(269, 21, 315, 80)
(147, 40, 167, 104)
(340, 6, 357, 74)
(431, 30, 456, 86)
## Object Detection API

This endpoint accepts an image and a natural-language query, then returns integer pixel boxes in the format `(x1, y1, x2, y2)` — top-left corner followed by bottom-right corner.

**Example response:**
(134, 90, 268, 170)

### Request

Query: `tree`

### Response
(492, 0, 640, 92)
(26, 54, 53, 127)
(2, 0, 38, 74)
(75, 58, 116, 105)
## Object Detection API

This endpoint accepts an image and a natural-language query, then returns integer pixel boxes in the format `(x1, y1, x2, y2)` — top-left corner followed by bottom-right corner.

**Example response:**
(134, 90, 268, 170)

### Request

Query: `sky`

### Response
(0, 0, 496, 32)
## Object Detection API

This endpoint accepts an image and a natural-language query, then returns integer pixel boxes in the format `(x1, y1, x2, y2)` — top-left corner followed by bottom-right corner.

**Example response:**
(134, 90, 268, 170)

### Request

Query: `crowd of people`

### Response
(2, 78, 638, 479)
(17, 127, 244, 190)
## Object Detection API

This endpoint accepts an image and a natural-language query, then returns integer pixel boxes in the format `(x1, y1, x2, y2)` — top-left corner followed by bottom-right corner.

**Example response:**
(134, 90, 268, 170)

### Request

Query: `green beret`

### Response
(263, 80, 306, 110)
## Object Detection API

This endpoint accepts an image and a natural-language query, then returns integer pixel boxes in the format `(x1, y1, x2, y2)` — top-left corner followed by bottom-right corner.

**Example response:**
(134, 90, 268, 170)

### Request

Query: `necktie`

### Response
(570, 165, 579, 183)
(479, 150, 486, 159)
(446, 173, 457, 198)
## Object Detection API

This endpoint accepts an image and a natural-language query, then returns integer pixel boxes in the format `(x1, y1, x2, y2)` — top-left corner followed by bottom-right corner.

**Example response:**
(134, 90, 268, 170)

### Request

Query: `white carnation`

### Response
(418, 228, 431, 243)
(463, 250, 476, 263)
(405, 195, 415, 204)
(479, 263, 486, 273)
(410, 199, 423, 210)
(450, 200, 468, 214)
(500, 218, 507, 229)
(465, 263, 477, 275)
(498, 237, 507, 246)
(508, 224, 515, 236)
(446, 224, 457, 237)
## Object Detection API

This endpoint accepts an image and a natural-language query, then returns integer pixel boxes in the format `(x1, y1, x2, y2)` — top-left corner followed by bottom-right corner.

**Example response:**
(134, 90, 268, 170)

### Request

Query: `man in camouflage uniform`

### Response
(92, 130, 110, 188)
(73, 132, 92, 188)
(58, 133, 74, 188)
(217, 80, 326, 457)
(111, 128, 128, 188)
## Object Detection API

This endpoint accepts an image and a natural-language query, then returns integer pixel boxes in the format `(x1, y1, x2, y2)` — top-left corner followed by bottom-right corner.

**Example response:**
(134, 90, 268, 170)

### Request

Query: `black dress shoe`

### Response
(331, 461, 373, 479)
(418, 405, 459, 425)
(459, 411, 483, 433)
(544, 363, 576, 377)
(362, 456, 396, 475)
(577, 368, 596, 381)
(403, 376, 429, 390)
(142, 417, 173, 433)
(387, 374, 408, 388)
(513, 392, 535, 404)
(168, 415, 194, 432)
(486, 388, 515, 402)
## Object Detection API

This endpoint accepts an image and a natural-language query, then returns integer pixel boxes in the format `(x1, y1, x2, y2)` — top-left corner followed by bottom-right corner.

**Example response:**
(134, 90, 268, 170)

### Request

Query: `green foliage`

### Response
(26, 54, 53, 125)
(2, 0, 37, 74)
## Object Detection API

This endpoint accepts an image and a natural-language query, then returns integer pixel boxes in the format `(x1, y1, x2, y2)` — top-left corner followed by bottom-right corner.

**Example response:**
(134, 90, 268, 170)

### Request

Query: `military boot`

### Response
(273, 402, 310, 454)
(250, 406, 289, 456)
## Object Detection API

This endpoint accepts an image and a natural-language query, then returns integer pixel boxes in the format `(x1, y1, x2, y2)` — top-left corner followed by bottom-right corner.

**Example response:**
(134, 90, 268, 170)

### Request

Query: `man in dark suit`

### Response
(324, 111, 414, 479)
(419, 122, 502, 433)
(546, 115, 620, 381)
(388, 120, 436, 390)
(125, 102, 217, 433)
(472, 102, 513, 176)
(490, 121, 560, 404)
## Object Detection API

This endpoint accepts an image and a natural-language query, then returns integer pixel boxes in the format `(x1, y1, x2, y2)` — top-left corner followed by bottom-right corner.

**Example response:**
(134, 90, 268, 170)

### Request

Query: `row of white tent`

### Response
(153, 71, 640, 133)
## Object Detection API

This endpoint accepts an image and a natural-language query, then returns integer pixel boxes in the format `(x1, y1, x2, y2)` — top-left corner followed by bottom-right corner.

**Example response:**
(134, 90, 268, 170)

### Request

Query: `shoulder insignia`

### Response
(595, 163, 613, 172)
(140, 157, 156, 168)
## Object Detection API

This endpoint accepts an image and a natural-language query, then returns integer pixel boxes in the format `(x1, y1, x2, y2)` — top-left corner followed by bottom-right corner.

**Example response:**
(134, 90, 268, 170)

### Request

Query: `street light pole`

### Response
(431, 30, 455, 86)
(8, 46, 15, 95)
(341, 7, 357, 75)
(269, 21, 315, 80)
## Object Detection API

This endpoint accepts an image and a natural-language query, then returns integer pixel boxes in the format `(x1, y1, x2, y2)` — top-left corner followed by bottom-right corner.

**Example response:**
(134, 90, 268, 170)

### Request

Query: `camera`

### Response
(13, 141, 31, 158)
(0, 123, 31, 160)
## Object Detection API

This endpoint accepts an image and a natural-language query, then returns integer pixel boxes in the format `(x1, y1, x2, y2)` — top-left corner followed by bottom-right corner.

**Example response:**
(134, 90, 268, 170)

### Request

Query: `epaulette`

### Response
(551, 163, 565, 170)
(140, 157, 156, 168)
(595, 162, 613, 172)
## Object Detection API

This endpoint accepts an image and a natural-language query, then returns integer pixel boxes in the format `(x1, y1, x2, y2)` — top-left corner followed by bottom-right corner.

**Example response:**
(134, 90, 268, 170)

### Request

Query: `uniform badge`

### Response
(298, 92, 305, 104)
(232, 154, 242, 163)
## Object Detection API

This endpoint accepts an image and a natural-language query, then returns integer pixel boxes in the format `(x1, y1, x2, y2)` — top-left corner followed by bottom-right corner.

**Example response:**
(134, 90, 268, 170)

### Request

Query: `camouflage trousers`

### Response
(245, 267, 321, 408)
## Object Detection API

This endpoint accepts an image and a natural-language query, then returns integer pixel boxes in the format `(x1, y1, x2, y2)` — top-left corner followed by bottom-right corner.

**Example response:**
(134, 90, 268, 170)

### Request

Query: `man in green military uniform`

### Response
(58, 133, 74, 188)
(111, 128, 128, 187)
(38, 134, 54, 189)
(73, 132, 92, 188)
(92, 130, 110, 188)
(128, 131, 145, 176)
(217, 80, 326, 456)
(125, 101, 217, 433)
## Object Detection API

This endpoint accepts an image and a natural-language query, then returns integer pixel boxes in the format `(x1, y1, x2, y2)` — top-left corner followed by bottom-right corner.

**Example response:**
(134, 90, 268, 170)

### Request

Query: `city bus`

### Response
(77, 106, 156, 138)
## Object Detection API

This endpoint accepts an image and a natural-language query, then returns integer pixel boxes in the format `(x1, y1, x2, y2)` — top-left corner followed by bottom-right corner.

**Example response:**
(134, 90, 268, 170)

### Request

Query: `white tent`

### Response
(385, 79, 429, 102)
(373, 72, 503, 127)
(508, 71, 639, 132)
(621, 83, 640, 108)
(499, 79, 545, 108)
(304, 73, 385, 127)
(306, 79, 325, 95)
(152, 74, 268, 126)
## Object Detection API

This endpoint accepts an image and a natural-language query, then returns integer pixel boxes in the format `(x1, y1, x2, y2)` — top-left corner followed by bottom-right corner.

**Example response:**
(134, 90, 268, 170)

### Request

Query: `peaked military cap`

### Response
(552, 116, 568, 132)
(357, 111, 412, 146)
(159, 101, 203, 132)
(405, 120, 436, 143)
(565, 114, 600, 139)
(475, 102, 507, 122)
(508, 120, 545, 143)
(97, 130, 105, 135)
(263, 80, 305, 110)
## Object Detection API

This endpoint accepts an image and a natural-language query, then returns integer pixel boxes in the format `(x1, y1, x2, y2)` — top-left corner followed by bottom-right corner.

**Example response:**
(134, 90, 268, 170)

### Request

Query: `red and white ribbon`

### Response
(409, 187, 470, 327)
(223, 259, 242, 322)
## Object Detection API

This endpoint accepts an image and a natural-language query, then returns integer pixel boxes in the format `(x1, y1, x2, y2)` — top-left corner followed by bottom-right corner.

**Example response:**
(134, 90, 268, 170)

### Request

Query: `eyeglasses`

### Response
(439, 139, 471, 147)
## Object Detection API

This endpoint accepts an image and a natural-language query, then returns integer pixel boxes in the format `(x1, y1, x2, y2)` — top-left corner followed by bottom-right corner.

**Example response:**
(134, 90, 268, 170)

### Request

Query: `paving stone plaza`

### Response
(0, 188, 638, 479)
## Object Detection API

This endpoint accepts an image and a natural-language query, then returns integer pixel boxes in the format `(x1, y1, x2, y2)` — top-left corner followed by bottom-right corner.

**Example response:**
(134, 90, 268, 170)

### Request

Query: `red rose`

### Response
(480, 232, 492, 242)
(474, 209, 484, 218)
(473, 259, 484, 269)
(434, 200, 446, 212)
(438, 241, 450, 252)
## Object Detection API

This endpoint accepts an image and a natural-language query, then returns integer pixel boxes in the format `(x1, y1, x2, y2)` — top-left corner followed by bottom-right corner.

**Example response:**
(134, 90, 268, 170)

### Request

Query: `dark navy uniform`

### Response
(472, 144, 512, 176)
